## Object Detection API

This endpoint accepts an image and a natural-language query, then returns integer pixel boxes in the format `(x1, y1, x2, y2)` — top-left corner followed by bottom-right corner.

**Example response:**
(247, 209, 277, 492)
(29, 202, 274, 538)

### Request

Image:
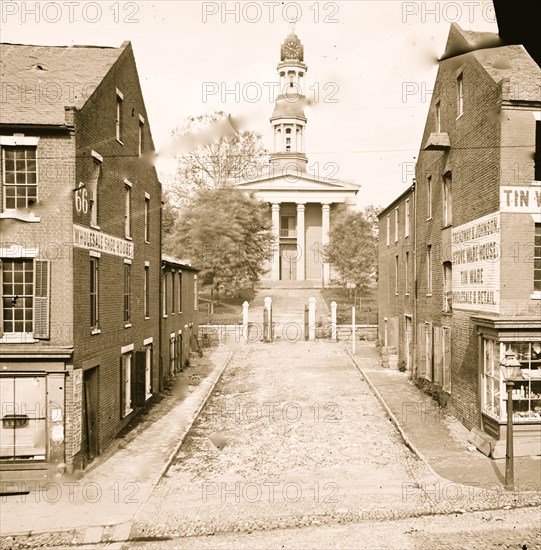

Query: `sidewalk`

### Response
(0, 349, 232, 546)
(348, 346, 541, 490)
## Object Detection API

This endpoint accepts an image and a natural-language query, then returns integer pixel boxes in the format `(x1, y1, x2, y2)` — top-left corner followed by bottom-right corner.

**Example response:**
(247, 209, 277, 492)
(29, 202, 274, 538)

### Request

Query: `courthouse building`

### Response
(378, 24, 541, 457)
(0, 42, 163, 478)
(236, 28, 360, 287)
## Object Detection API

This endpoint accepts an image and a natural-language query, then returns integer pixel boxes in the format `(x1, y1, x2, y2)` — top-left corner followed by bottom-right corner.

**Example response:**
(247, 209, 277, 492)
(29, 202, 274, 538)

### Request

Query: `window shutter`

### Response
(443, 328, 452, 393)
(418, 323, 426, 378)
(425, 323, 433, 382)
(134, 351, 146, 407)
(120, 357, 126, 418)
(33, 260, 50, 339)
(433, 326, 443, 386)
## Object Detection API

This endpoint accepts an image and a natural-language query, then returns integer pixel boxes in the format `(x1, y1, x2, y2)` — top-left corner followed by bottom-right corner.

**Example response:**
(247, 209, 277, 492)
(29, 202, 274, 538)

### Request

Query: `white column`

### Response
(331, 301, 337, 341)
(242, 301, 249, 343)
(308, 297, 316, 341)
(264, 296, 273, 342)
(271, 203, 280, 281)
(296, 203, 305, 281)
(322, 203, 331, 286)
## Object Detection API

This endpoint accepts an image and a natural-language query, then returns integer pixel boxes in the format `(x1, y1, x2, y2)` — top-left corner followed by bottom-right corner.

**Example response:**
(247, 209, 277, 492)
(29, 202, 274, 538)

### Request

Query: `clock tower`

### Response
(270, 25, 308, 173)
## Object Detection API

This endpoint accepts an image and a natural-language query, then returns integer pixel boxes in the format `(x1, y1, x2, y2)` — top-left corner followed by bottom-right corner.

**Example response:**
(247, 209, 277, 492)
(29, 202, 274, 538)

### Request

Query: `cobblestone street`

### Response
(131, 341, 539, 543)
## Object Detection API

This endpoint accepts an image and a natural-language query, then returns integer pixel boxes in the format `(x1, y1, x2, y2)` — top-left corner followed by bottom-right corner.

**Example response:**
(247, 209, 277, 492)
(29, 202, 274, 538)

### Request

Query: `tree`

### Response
(325, 205, 382, 294)
(166, 186, 273, 297)
(166, 111, 269, 209)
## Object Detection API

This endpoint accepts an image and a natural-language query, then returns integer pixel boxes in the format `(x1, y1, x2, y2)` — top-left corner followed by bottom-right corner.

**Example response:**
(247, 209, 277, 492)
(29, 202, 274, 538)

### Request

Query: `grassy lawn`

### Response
(320, 286, 378, 325)
(198, 287, 256, 324)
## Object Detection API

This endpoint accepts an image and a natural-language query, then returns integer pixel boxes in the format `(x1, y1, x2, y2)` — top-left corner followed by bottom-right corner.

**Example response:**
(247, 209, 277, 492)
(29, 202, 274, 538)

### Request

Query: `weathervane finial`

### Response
(289, 21, 296, 34)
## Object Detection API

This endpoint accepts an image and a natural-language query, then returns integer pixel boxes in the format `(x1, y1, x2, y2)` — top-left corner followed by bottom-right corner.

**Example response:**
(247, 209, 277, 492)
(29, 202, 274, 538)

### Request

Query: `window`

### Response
(1, 258, 50, 340)
(124, 263, 131, 325)
(426, 245, 432, 295)
(171, 270, 175, 315)
(395, 255, 399, 294)
(144, 194, 150, 243)
(443, 174, 452, 226)
(89, 155, 102, 228)
(0, 377, 46, 459)
(435, 100, 441, 133)
(442, 327, 451, 393)
(2, 146, 37, 210)
(427, 176, 432, 219)
(124, 182, 132, 239)
(394, 207, 399, 242)
(280, 215, 296, 238)
(405, 251, 410, 294)
(138, 116, 145, 156)
(194, 275, 198, 311)
(90, 257, 99, 329)
(386, 214, 390, 246)
(163, 272, 168, 317)
(443, 261, 452, 312)
(457, 73, 464, 118)
(145, 344, 152, 400)
(120, 351, 133, 418)
(2, 259, 33, 334)
(405, 199, 410, 237)
(534, 223, 541, 292)
(144, 264, 150, 319)
(534, 120, 541, 181)
(116, 89, 124, 142)
(178, 271, 183, 313)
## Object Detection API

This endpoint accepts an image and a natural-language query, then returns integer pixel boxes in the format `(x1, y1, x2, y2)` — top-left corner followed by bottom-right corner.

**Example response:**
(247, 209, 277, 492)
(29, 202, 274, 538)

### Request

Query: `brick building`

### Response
(161, 256, 200, 387)
(379, 24, 541, 458)
(0, 42, 163, 478)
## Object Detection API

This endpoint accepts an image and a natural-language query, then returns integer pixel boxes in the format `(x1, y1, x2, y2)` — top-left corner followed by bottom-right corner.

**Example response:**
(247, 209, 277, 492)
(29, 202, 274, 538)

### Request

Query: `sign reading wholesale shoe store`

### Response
(452, 212, 500, 313)
(73, 224, 134, 258)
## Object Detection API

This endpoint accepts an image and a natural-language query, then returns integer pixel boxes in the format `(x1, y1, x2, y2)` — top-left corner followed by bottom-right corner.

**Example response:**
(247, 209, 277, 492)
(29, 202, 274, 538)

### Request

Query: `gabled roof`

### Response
(442, 24, 541, 102)
(162, 255, 199, 271)
(235, 171, 360, 192)
(0, 42, 128, 126)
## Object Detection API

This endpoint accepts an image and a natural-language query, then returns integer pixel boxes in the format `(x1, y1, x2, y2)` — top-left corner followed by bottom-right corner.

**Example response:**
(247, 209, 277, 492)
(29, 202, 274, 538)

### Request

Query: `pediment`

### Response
(234, 173, 360, 193)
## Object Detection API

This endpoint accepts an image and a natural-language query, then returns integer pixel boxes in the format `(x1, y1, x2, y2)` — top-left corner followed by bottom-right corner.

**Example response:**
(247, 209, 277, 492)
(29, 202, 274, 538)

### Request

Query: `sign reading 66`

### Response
(75, 182, 89, 214)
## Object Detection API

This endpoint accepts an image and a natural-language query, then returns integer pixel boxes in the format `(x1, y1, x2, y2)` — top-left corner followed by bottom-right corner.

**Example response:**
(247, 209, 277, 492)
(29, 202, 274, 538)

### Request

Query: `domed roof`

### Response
(271, 95, 307, 120)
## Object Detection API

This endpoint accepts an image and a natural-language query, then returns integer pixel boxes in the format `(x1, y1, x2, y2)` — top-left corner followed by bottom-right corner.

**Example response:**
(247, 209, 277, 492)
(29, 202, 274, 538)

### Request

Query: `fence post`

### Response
(264, 297, 273, 342)
(242, 301, 249, 343)
(352, 306, 356, 354)
(308, 297, 316, 341)
(331, 301, 337, 341)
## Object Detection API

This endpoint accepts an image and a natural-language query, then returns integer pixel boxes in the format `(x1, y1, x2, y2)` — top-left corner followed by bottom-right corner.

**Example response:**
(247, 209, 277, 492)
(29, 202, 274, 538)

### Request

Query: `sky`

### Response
(1, 0, 500, 208)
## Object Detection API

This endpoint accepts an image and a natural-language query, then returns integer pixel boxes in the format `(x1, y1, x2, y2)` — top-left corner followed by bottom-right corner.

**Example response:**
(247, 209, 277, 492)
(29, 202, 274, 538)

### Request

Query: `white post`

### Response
(242, 301, 249, 343)
(264, 296, 272, 341)
(308, 297, 316, 341)
(331, 301, 337, 341)
(296, 203, 305, 281)
(352, 306, 356, 354)
(271, 204, 280, 281)
(321, 203, 331, 286)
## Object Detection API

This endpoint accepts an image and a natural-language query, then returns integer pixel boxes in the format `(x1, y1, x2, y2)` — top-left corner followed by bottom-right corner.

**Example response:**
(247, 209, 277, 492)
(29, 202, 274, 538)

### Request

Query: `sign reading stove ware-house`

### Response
(73, 225, 134, 258)
(452, 213, 500, 313)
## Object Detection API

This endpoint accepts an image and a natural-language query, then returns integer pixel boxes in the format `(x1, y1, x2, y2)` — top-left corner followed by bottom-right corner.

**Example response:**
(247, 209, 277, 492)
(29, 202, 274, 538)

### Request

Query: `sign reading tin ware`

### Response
(73, 224, 134, 258)
(452, 213, 500, 313)
(500, 186, 541, 213)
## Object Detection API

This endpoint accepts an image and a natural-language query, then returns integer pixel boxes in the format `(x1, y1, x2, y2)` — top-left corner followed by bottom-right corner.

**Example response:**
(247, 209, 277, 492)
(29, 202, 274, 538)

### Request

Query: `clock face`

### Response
(285, 41, 299, 57)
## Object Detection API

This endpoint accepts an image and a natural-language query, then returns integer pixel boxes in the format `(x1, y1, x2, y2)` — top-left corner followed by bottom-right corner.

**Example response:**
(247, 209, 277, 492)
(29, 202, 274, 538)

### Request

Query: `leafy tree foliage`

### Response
(166, 187, 273, 297)
(325, 205, 382, 292)
(166, 111, 268, 209)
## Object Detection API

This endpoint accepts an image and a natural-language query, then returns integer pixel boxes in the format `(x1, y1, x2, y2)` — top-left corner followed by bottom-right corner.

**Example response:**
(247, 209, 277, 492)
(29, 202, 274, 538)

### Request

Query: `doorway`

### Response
(280, 244, 298, 281)
(83, 367, 99, 463)
(405, 315, 413, 372)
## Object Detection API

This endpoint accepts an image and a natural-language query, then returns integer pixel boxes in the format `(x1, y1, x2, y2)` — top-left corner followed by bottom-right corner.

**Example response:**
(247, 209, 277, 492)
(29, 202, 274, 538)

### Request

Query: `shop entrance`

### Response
(83, 367, 99, 462)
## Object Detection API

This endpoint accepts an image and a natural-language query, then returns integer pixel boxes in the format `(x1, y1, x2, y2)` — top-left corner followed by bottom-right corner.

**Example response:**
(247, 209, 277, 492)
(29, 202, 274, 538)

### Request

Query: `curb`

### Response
(346, 348, 441, 480)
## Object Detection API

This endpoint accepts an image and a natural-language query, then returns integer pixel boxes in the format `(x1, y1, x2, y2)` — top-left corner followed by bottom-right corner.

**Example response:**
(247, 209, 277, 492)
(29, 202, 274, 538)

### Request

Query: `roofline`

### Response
(0, 41, 128, 49)
(378, 183, 415, 218)
(162, 256, 200, 272)
(0, 123, 73, 133)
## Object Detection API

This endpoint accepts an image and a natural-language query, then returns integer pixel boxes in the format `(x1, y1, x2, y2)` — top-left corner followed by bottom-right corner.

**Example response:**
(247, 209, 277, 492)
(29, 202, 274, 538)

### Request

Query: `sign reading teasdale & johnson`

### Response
(452, 213, 500, 313)
(73, 224, 134, 259)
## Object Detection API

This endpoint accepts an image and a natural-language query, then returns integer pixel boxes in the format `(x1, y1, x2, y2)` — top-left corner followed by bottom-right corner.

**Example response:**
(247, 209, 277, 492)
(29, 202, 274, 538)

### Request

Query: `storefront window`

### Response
(483, 339, 541, 422)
